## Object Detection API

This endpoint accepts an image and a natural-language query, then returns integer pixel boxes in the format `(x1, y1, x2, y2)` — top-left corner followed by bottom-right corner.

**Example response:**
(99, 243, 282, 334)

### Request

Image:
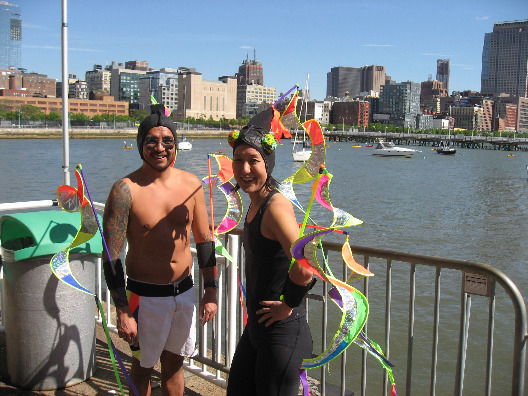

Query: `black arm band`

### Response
(196, 241, 216, 269)
(282, 277, 317, 308)
(103, 258, 126, 290)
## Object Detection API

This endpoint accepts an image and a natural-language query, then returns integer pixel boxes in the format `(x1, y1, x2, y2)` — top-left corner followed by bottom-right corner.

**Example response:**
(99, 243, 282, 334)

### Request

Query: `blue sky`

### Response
(18, 0, 527, 101)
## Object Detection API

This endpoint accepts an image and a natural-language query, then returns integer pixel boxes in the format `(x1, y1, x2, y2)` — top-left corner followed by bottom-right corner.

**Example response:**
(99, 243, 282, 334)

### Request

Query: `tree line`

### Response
(1, 104, 524, 138)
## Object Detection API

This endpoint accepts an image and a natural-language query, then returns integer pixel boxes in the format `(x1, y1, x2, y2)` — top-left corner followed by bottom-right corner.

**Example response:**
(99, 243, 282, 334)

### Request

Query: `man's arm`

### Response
(102, 179, 131, 309)
(191, 180, 218, 326)
(102, 179, 138, 345)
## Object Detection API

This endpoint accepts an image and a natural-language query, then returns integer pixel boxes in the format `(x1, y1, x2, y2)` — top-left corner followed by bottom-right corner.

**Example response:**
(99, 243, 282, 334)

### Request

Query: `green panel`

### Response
(0, 209, 103, 261)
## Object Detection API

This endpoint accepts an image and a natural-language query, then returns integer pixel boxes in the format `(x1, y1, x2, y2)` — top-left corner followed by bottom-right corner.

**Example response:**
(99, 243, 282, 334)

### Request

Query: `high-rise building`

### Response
(125, 60, 149, 71)
(331, 100, 370, 128)
(361, 65, 386, 95)
(379, 81, 421, 128)
(451, 105, 482, 131)
(421, 79, 448, 113)
(481, 20, 528, 97)
(236, 52, 263, 86)
(236, 84, 276, 118)
(0, 1, 21, 70)
(139, 68, 185, 112)
(327, 67, 361, 98)
(109, 61, 147, 107)
(21, 72, 56, 97)
(326, 65, 386, 99)
(176, 71, 237, 120)
(85, 65, 111, 95)
(436, 59, 450, 93)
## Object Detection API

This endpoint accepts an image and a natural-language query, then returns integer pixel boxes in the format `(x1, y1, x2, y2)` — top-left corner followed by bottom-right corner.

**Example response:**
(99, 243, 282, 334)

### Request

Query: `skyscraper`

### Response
(236, 51, 263, 86)
(326, 65, 386, 98)
(436, 59, 450, 93)
(379, 81, 421, 128)
(0, 1, 22, 70)
(481, 20, 528, 97)
(327, 66, 361, 98)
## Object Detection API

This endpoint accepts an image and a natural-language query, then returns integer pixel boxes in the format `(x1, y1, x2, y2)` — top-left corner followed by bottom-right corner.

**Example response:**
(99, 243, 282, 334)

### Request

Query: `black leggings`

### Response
(227, 317, 312, 396)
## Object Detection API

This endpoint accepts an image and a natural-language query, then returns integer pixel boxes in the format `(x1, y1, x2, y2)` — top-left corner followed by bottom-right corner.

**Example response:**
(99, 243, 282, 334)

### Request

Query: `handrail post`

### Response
(227, 233, 239, 366)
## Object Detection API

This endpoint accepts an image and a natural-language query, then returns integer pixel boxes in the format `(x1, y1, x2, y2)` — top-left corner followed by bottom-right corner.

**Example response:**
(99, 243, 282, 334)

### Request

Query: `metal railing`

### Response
(1, 201, 526, 395)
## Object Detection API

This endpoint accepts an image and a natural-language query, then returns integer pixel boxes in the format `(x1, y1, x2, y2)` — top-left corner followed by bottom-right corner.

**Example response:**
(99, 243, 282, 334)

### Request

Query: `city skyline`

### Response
(14, 0, 528, 101)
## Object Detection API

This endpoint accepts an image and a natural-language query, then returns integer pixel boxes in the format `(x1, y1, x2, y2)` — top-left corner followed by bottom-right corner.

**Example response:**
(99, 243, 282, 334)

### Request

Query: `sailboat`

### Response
(292, 75, 311, 162)
(437, 108, 456, 155)
(292, 137, 311, 162)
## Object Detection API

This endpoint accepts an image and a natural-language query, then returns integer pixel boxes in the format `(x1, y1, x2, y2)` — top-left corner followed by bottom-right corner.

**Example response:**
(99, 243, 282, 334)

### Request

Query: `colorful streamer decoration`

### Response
(273, 88, 397, 394)
(51, 167, 98, 295)
(201, 154, 243, 261)
(50, 165, 139, 396)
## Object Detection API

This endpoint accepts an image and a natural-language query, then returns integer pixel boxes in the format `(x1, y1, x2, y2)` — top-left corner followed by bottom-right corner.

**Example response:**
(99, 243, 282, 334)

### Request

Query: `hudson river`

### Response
(1, 137, 527, 394)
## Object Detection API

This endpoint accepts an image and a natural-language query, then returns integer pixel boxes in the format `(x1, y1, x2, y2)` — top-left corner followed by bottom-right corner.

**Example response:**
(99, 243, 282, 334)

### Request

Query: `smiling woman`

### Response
(226, 111, 315, 396)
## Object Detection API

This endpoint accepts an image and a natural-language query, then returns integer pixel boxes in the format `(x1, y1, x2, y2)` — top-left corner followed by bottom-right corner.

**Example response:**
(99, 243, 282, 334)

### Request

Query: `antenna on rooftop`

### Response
(254, 48, 256, 60)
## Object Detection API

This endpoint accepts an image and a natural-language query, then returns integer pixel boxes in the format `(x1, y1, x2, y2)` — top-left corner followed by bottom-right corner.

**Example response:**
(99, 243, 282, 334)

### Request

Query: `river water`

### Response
(1, 137, 527, 394)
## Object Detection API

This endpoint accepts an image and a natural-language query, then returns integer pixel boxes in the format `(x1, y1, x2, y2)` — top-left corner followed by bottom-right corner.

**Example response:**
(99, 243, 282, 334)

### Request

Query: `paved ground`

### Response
(0, 325, 226, 396)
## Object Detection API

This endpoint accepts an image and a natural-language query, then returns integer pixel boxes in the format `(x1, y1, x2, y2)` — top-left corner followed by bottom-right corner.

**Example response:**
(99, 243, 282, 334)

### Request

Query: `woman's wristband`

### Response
(282, 277, 317, 308)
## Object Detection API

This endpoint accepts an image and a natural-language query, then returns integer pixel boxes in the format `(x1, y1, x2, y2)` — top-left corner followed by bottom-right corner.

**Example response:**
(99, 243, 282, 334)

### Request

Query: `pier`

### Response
(325, 130, 528, 151)
(0, 200, 526, 395)
(2, 127, 528, 151)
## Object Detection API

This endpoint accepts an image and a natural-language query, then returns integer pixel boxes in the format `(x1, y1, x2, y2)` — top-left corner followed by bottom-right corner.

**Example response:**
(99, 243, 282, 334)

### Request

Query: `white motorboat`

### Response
(177, 134, 192, 151)
(372, 140, 420, 158)
(293, 148, 311, 162)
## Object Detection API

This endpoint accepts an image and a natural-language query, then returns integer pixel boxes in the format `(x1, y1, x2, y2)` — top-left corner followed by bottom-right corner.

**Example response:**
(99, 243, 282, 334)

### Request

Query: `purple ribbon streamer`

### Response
(274, 84, 299, 106)
(298, 367, 310, 396)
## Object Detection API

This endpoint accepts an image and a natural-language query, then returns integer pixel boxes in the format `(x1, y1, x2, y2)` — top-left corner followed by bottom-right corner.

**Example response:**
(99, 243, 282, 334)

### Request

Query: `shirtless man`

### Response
(102, 104, 217, 396)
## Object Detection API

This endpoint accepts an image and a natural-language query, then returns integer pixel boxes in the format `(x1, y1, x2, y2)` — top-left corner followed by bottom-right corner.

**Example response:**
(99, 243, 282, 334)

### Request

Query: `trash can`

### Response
(0, 209, 102, 390)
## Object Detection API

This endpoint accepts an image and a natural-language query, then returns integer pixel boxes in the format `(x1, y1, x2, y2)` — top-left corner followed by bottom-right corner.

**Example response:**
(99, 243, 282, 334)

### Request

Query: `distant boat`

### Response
(292, 75, 312, 163)
(123, 141, 133, 149)
(372, 140, 421, 158)
(437, 107, 456, 155)
(177, 134, 192, 151)
(436, 141, 456, 155)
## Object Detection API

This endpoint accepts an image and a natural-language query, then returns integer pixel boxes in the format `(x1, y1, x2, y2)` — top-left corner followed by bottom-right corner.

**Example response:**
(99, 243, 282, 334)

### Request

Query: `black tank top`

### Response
(243, 190, 306, 323)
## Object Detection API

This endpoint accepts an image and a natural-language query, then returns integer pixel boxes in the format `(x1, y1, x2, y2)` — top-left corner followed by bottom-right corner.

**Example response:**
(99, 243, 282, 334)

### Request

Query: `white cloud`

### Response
(476, 16, 490, 21)
(451, 63, 475, 70)
(361, 44, 394, 47)
(22, 23, 47, 30)
(239, 45, 252, 49)
(421, 53, 453, 57)
(23, 44, 102, 52)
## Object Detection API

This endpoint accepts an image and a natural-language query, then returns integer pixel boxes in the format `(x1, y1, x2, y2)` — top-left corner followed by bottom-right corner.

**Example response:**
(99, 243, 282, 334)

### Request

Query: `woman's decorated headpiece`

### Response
(228, 107, 280, 177)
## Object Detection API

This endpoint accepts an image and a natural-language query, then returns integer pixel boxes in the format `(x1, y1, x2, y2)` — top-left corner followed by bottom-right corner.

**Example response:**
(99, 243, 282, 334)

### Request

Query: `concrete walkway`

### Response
(0, 325, 226, 396)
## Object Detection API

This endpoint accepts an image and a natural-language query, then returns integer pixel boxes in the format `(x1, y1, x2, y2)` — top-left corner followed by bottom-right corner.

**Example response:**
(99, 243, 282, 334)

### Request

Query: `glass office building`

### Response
(0, 1, 21, 70)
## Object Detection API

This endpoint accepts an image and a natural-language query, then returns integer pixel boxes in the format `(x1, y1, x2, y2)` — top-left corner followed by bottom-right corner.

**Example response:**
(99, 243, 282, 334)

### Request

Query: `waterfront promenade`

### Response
(1, 127, 527, 151)
(0, 321, 226, 396)
(0, 127, 230, 140)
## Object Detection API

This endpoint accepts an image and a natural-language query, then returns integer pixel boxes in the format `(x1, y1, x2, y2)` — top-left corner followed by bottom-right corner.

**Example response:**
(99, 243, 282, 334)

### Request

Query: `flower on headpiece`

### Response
(261, 133, 278, 154)
(228, 130, 240, 148)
